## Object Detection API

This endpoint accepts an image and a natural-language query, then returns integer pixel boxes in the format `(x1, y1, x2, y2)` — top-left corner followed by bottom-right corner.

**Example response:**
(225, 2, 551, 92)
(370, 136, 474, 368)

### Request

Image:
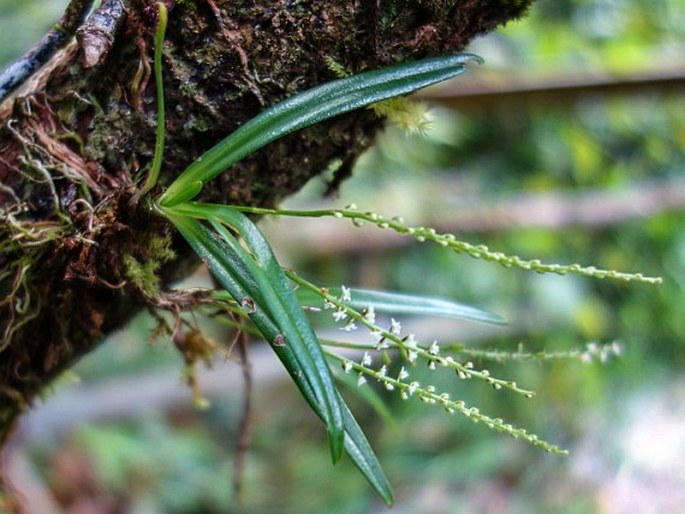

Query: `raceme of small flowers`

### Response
(454, 341, 624, 364)
(288, 273, 565, 454)
(333, 352, 566, 454)
(236, 205, 662, 285)
(292, 273, 534, 397)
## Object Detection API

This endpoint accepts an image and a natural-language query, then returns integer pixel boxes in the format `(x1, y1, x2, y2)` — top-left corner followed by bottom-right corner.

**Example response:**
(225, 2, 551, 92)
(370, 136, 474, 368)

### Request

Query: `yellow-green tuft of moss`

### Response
(325, 55, 433, 135)
(123, 234, 175, 297)
(370, 97, 433, 135)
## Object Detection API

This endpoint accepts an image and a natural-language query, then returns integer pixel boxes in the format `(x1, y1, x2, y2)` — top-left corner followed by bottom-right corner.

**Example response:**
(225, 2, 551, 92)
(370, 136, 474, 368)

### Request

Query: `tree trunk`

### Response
(0, 0, 532, 462)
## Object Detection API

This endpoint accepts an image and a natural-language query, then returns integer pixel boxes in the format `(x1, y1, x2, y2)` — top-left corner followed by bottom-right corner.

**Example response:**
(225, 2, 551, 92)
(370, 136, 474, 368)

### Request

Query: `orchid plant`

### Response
(141, 4, 660, 504)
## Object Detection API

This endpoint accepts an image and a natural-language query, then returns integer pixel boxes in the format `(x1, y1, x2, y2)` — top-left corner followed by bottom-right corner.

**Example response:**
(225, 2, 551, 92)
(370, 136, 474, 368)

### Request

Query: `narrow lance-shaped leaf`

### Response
(297, 287, 506, 325)
(166, 211, 393, 502)
(336, 393, 395, 505)
(207, 217, 346, 460)
(160, 53, 482, 207)
(250, 304, 394, 504)
(164, 205, 345, 461)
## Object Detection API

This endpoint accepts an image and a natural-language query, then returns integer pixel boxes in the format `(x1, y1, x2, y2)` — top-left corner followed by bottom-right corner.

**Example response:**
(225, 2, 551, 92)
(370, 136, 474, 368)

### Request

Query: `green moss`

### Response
(123, 233, 175, 297)
(370, 97, 432, 135)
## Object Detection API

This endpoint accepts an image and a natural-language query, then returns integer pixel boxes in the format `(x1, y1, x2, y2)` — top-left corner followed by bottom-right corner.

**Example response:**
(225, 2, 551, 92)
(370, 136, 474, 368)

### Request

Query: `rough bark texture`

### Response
(0, 0, 533, 455)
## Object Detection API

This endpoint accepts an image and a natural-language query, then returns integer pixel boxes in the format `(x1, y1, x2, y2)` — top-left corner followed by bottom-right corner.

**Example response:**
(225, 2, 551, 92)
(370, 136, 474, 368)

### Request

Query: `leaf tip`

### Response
(329, 429, 346, 464)
(463, 53, 485, 67)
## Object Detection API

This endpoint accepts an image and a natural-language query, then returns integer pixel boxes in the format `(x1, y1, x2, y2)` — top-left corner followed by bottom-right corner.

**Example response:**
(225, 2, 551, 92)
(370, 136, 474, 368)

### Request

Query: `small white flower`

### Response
(428, 360, 436, 370)
(357, 374, 367, 386)
(341, 285, 352, 302)
(407, 381, 420, 395)
(342, 360, 353, 374)
(377, 365, 388, 379)
(361, 352, 373, 367)
(370, 329, 384, 342)
(333, 309, 348, 322)
(375, 339, 390, 350)
(428, 340, 440, 355)
(323, 299, 335, 310)
(384, 382, 395, 391)
(407, 350, 418, 363)
(363, 304, 376, 324)
(611, 341, 623, 356)
(341, 321, 357, 332)
(397, 367, 409, 380)
(390, 318, 402, 336)
(405, 333, 417, 349)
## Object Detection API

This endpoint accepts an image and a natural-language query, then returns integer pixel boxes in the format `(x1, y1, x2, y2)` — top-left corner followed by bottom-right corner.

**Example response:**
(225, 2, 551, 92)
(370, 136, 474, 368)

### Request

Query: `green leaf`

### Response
(165, 209, 394, 501)
(337, 393, 394, 505)
(298, 287, 506, 325)
(138, 2, 168, 197)
(159, 53, 482, 207)
(164, 205, 345, 462)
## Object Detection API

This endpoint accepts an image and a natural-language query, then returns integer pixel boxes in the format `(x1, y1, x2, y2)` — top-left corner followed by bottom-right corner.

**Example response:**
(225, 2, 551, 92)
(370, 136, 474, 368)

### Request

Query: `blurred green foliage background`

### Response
(3, 0, 685, 513)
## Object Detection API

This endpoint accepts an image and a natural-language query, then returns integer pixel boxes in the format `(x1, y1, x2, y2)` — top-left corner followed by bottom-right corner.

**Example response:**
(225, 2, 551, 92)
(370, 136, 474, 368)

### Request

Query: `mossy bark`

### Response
(0, 0, 533, 457)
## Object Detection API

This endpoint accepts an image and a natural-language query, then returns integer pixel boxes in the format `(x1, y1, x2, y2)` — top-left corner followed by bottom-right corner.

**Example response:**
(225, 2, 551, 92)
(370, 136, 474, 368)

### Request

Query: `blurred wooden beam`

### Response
(264, 178, 685, 258)
(420, 67, 685, 109)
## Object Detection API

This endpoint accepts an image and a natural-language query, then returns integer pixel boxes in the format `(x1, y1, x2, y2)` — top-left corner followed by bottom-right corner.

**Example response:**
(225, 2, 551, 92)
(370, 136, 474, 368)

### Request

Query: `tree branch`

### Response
(0, 0, 534, 462)
(0, 0, 95, 101)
